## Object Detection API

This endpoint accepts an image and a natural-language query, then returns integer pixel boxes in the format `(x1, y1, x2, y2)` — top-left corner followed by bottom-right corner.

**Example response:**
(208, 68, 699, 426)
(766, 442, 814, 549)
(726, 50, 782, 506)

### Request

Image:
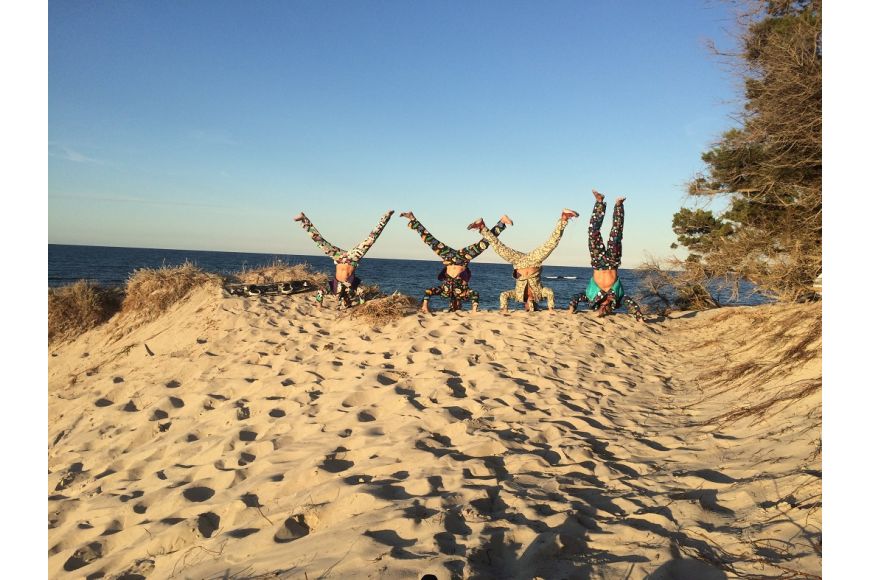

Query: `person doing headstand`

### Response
(401, 211, 511, 313)
(467, 209, 579, 312)
(293, 210, 393, 309)
(568, 190, 644, 321)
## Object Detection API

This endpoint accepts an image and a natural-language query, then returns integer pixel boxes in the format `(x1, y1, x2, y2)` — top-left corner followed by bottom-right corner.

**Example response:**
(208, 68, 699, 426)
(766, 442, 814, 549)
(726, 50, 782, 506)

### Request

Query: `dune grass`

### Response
(121, 262, 221, 321)
(48, 260, 336, 343)
(48, 281, 123, 344)
(348, 292, 418, 326)
(231, 260, 329, 287)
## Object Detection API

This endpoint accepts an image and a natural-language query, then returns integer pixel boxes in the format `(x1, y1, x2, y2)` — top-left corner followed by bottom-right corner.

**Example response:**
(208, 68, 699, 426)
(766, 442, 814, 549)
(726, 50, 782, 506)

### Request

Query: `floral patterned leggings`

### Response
(481, 217, 568, 269)
(589, 200, 623, 270)
(296, 210, 393, 267)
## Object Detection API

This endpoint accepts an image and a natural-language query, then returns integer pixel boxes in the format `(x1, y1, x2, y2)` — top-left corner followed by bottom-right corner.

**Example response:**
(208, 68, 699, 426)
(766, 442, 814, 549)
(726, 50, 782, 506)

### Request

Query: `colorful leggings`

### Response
(296, 210, 393, 267)
(315, 277, 364, 309)
(408, 218, 507, 265)
(589, 200, 623, 270)
(568, 291, 643, 320)
(481, 217, 568, 269)
(499, 282, 555, 310)
(422, 277, 479, 312)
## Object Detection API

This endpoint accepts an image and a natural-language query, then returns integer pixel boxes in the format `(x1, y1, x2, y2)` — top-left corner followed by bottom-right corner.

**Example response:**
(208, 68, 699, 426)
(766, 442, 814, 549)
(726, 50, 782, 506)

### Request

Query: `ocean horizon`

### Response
(48, 243, 768, 311)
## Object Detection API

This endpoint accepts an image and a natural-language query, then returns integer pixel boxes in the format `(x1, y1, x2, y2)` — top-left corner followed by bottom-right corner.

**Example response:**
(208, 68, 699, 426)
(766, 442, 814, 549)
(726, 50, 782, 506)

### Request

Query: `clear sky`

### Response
(48, 0, 741, 267)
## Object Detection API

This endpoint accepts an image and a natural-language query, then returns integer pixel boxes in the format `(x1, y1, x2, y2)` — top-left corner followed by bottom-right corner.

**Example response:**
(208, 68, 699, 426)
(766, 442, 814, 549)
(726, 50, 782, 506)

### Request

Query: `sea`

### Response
(48, 244, 769, 311)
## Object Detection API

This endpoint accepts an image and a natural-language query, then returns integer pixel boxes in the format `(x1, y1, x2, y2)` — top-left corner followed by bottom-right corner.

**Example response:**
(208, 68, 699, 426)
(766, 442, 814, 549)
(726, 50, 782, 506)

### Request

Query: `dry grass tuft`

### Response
(122, 262, 220, 320)
(687, 303, 822, 429)
(48, 281, 123, 344)
(701, 379, 821, 428)
(231, 260, 329, 287)
(348, 293, 418, 326)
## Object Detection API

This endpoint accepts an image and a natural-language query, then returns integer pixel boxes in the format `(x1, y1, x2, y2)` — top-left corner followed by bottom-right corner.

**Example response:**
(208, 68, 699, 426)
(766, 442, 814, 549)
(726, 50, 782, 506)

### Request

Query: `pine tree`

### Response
(669, 0, 821, 302)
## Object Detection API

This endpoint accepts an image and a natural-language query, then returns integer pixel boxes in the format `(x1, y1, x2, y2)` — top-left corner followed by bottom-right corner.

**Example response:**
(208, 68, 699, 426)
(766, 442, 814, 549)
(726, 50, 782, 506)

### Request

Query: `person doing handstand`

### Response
(467, 209, 579, 312)
(401, 211, 511, 313)
(293, 210, 393, 309)
(568, 190, 644, 321)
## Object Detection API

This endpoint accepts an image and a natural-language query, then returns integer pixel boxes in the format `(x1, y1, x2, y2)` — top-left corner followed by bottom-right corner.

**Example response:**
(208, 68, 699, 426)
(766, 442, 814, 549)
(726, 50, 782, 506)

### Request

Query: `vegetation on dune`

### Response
(46, 259, 408, 342)
(230, 260, 329, 287)
(121, 262, 221, 321)
(348, 292, 419, 326)
(48, 281, 123, 344)
(642, 0, 822, 309)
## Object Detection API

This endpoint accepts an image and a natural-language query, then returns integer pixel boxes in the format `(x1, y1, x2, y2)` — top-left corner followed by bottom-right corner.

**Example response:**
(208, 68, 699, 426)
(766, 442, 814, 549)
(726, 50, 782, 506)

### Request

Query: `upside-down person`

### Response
(568, 190, 645, 321)
(293, 210, 393, 309)
(400, 211, 511, 313)
(467, 208, 579, 312)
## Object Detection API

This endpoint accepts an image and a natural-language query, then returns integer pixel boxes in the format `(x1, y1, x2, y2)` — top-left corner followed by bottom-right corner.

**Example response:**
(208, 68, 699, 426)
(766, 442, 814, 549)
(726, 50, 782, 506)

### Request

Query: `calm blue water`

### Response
(48, 244, 768, 311)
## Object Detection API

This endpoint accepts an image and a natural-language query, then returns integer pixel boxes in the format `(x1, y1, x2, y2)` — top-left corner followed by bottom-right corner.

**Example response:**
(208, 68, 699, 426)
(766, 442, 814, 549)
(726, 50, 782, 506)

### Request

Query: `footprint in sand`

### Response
(182, 486, 215, 502)
(197, 512, 221, 538)
(274, 514, 311, 543)
(357, 410, 377, 422)
(227, 528, 260, 539)
(100, 520, 125, 536)
(95, 398, 113, 408)
(117, 558, 155, 578)
(112, 376, 124, 384)
(120, 490, 144, 503)
(238, 452, 256, 466)
(342, 391, 375, 407)
(122, 401, 139, 412)
(321, 447, 354, 473)
(169, 396, 184, 408)
(239, 430, 258, 442)
(165, 380, 181, 389)
(240, 492, 262, 508)
(63, 541, 103, 572)
(269, 409, 286, 418)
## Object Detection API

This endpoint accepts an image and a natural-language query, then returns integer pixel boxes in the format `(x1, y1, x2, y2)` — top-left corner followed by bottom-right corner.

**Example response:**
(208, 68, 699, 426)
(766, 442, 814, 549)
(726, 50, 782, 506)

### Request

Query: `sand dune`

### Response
(48, 284, 821, 579)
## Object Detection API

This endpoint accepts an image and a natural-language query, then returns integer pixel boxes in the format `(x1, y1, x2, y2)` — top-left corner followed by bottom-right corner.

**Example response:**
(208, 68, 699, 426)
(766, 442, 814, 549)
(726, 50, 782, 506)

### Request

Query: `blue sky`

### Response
(48, 0, 740, 267)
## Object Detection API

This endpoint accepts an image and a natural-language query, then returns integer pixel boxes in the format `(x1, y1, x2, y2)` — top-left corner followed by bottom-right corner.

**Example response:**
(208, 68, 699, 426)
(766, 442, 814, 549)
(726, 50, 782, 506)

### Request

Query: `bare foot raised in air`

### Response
(467, 218, 485, 231)
(561, 208, 579, 221)
(400, 211, 416, 220)
(592, 189, 605, 202)
(500, 214, 513, 226)
(293, 212, 306, 222)
(615, 197, 626, 205)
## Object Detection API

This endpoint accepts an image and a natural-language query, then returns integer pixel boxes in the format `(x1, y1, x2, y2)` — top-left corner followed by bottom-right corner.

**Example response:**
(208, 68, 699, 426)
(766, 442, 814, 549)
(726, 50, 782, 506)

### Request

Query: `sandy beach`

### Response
(48, 283, 821, 579)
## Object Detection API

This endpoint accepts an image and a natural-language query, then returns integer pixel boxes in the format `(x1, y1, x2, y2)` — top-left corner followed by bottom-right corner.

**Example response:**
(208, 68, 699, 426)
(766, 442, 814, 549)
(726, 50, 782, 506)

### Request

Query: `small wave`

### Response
(544, 276, 577, 280)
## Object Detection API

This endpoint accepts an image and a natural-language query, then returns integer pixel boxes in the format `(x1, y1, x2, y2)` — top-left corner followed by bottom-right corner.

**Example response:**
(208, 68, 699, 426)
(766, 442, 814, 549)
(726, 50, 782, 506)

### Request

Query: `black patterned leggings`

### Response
(408, 218, 507, 265)
(588, 200, 623, 270)
(422, 277, 479, 312)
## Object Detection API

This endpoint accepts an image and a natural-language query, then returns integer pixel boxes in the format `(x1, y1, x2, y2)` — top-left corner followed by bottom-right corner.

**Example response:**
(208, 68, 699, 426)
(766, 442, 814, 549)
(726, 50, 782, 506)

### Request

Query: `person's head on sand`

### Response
(597, 293, 615, 317)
